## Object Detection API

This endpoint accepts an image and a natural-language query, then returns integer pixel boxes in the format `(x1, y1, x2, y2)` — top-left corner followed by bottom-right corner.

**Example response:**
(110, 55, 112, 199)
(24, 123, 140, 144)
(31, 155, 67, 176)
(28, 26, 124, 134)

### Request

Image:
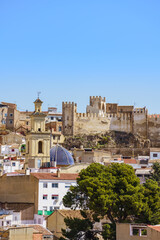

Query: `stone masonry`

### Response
(62, 96, 160, 147)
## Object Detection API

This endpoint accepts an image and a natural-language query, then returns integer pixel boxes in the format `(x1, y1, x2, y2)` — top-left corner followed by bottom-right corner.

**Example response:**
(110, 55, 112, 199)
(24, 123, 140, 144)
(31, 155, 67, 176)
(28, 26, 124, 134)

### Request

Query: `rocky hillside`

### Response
(63, 131, 150, 150)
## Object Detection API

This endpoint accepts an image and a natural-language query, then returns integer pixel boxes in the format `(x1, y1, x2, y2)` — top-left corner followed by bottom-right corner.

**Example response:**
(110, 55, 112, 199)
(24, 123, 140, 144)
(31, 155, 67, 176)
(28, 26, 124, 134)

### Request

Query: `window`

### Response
(10, 113, 13, 117)
(51, 117, 54, 120)
(153, 153, 158, 158)
(12, 162, 16, 166)
(43, 206, 47, 211)
(43, 195, 48, 200)
(43, 183, 48, 188)
(52, 183, 58, 188)
(65, 183, 71, 188)
(53, 135, 55, 140)
(38, 128, 41, 132)
(52, 195, 58, 200)
(5, 113, 7, 117)
(26, 121, 29, 125)
(132, 228, 139, 236)
(9, 120, 13, 124)
(38, 218, 41, 224)
(141, 229, 147, 236)
(54, 207, 60, 210)
(50, 206, 53, 211)
(59, 126, 62, 132)
(131, 226, 147, 237)
(38, 141, 43, 153)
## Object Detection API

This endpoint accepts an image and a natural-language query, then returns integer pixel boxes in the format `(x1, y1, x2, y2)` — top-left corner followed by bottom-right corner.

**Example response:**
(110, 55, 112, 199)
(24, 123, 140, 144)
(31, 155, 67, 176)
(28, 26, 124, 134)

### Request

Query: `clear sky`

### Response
(0, 0, 160, 113)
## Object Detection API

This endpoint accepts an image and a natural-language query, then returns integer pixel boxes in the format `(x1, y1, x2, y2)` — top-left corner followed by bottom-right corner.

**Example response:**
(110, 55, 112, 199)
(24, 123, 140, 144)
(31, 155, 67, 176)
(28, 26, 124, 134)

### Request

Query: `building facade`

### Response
(25, 99, 50, 168)
(0, 172, 78, 218)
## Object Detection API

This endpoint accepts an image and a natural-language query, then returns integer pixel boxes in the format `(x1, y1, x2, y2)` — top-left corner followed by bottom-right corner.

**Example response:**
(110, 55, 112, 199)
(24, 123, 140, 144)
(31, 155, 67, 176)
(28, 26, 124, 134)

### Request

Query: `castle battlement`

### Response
(90, 96, 106, 102)
(149, 114, 160, 119)
(62, 102, 77, 107)
(75, 112, 132, 121)
(76, 112, 101, 118)
(134, 108, 147, 114)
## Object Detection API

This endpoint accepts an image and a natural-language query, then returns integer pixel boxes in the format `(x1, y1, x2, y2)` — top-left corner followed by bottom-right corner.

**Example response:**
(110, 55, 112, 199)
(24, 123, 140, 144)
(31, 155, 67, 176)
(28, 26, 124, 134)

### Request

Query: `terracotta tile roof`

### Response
(9, 225, 53, 236)
(148, 225, 160, 232)
(28, 225, 53, 235)
(31, 172, 79, 180)
(58, 210, 84, 219)
(1, 102, 17, 109)
(123, 159, 137, 164)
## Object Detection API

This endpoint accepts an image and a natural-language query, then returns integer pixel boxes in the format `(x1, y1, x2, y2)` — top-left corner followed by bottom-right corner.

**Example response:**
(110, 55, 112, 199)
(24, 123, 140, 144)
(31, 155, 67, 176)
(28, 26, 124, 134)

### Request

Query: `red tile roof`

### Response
(148, 225, 160, 232)
(9, 225, 53, 236)
(123, 159, 137, 164)
(31, 172, 79, 180)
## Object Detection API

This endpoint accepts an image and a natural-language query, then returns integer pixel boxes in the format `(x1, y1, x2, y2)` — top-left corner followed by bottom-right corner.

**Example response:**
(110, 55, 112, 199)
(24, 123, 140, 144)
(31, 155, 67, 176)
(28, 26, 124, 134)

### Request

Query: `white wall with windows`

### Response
(3, 160, 22, 174)
(38, 179, 76, 211)
(150, 151, 160, 160)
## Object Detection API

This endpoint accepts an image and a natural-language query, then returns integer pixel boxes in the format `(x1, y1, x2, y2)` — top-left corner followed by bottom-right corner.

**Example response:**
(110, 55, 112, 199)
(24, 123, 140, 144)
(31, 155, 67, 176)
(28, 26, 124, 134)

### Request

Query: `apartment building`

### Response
(0, 172, 78, 219)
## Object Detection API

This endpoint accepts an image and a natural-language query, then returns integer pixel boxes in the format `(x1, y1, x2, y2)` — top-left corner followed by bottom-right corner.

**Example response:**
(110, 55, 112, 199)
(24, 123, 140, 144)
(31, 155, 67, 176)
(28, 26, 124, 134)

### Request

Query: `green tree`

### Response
(150, 162, 160, 185)
(63, 163, 144, 239)
(62, 163, 160, 239)
(59, 211, 99, 240)
(137, 179, 160, 225)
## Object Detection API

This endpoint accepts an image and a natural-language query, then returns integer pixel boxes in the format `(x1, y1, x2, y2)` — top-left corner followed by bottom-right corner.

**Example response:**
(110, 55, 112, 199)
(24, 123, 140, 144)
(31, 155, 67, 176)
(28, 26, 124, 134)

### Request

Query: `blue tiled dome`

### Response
(50, 145, 74, 166)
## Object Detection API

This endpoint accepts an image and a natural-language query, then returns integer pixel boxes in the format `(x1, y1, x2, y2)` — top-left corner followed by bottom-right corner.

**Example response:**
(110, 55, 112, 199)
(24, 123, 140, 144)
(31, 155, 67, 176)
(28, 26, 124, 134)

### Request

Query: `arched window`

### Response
(38, 141, 43, 153)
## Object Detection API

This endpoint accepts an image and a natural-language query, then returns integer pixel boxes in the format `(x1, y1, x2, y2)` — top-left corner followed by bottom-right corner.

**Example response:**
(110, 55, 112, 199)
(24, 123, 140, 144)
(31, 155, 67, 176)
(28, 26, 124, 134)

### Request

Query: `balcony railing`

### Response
(38, 210, 54, 216)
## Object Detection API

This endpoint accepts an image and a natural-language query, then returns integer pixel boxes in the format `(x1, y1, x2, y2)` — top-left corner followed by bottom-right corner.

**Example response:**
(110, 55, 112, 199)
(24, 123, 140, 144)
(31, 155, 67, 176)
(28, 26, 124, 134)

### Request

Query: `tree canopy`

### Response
(62, 163, 160, 239)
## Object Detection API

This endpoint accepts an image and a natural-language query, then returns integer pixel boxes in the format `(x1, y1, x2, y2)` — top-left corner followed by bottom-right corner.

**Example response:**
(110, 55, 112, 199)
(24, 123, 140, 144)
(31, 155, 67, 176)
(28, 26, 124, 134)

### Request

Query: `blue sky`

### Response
(0, 0, 160, 113)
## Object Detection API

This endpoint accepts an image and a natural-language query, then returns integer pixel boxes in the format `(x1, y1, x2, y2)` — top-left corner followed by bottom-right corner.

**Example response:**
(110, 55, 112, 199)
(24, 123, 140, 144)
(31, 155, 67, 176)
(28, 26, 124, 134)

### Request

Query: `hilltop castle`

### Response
(62, 96, 160, 147)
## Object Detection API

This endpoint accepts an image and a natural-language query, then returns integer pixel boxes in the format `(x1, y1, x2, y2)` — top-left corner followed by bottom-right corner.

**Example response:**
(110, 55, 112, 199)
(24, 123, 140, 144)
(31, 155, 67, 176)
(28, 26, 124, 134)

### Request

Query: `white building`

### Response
(150, 148, 160, 160)
(31, 172, 78, 213)
(0, 145, 20, 157)
(2, 159, 23, 174)
(45, 107, 62, 124)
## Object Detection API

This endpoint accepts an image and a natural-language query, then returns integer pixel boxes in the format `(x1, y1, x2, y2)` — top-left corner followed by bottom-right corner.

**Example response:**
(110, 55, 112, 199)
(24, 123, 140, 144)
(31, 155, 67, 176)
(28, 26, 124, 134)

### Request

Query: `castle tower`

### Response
(25, 98, 50, 168)
(62, 102, 77, 136)
(87, 96, 106, 115)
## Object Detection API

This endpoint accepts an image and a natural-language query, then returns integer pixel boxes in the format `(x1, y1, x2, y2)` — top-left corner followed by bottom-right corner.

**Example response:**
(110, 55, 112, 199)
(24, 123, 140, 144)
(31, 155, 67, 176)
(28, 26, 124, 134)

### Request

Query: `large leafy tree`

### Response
(64, 163, 143, 222)
(59, 211, 99, 240)
(62, 163, 160, 239)
(150, 162, 160, 185)
(137, 179, 160, 225)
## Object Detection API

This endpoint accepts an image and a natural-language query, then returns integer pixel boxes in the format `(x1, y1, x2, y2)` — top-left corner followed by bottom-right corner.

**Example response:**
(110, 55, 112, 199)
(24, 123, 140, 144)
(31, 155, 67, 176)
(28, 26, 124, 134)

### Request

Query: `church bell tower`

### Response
(25, 98, 50, 168)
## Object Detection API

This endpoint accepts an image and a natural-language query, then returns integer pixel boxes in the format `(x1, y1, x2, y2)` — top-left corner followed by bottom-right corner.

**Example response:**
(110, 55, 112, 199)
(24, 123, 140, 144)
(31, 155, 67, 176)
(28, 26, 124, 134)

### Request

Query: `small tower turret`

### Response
(34, 98, 43, 112)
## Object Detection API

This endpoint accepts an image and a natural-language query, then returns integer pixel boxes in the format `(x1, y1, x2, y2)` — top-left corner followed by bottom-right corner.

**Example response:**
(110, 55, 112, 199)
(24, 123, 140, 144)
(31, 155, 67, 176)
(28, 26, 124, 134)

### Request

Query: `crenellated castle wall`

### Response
(133, 108, 148, 138)
(62, 97, 160, 147)
(62, 101, 133, 136)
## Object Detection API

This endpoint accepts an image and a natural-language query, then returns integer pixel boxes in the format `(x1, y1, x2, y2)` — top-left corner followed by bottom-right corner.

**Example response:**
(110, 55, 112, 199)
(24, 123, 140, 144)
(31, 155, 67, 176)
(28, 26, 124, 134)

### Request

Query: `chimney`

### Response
(25, 168, 30, 175)
(57, 168, 60, 178)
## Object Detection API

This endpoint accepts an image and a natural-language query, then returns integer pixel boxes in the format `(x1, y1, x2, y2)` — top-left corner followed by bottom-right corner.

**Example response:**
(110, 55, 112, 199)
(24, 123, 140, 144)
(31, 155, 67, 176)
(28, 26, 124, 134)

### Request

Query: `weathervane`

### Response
(37, 91, 41, 99)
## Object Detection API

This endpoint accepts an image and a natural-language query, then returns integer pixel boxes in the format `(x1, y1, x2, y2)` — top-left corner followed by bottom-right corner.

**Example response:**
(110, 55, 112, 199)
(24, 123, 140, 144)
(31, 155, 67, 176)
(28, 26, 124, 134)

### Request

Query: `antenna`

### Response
(37, 91, 41, 99)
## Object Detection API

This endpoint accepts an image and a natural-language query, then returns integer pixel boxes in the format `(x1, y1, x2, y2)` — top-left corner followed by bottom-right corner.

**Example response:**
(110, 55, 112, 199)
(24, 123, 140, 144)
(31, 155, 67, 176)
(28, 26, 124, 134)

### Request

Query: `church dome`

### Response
(50, 145, 74, 166)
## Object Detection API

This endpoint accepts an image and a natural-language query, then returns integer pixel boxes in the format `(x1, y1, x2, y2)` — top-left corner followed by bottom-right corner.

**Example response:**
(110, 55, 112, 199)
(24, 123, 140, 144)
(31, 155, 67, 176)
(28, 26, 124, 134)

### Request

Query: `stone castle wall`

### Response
(148, 114, 160, 147)
(62, 101, 134, 136)
(62, 97, 160, 147)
